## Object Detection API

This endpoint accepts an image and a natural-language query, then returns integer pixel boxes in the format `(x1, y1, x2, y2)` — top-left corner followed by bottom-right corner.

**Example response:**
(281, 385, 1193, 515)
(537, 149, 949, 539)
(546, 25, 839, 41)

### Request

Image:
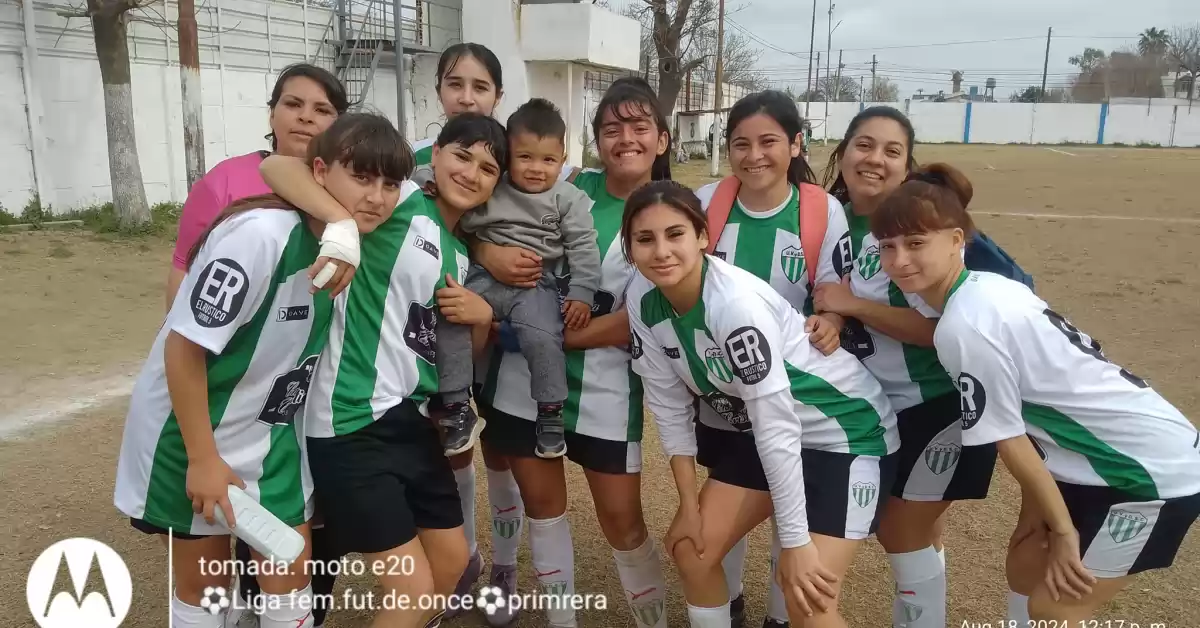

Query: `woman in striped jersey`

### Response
(114, 113, 411, 628)
(624, 180, 900, 628)
(694, 90, 853, 628)
(261, 44, 527, 623)
(470, 77, 672, 628)
(810, 107, 999, 628)
(870, 162, 1200, 623)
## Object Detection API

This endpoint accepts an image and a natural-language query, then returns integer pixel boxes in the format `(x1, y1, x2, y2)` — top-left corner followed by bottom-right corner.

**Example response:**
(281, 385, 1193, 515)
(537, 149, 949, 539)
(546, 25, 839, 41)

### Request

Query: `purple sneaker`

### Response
(485, 564, 519, 627)
(444, 551, 482, 619)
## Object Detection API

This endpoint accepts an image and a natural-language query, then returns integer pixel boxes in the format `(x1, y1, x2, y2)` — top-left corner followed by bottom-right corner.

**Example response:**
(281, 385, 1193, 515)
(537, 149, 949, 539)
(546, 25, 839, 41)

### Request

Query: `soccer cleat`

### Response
(444, 551, 483, 619)
(534, 404, 567, 459)
(485, 564, 520, 627)
(439, 402, 485, 457)
(730, 593, 745, 628)
(762, 619, 789, 628)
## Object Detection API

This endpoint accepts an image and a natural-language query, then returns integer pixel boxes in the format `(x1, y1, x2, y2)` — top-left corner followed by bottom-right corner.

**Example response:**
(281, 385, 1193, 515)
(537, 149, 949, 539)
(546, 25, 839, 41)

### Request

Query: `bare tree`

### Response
(60, 0, 152, 228)
(618, 1, 716, 115)
(693, 28, 763, 90)
(867, 76, 900, 102)
(1169, 23, 1200, 102)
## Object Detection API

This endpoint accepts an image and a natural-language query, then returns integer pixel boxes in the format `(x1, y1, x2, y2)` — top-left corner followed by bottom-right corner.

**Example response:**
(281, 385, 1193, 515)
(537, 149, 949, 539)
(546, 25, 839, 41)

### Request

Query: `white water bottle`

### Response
(213, 485, 306, 565)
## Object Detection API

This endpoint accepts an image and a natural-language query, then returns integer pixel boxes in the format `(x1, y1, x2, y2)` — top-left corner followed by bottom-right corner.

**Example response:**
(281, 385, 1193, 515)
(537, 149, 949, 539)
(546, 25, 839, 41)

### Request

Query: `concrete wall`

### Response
(804, 100, 1200, 148)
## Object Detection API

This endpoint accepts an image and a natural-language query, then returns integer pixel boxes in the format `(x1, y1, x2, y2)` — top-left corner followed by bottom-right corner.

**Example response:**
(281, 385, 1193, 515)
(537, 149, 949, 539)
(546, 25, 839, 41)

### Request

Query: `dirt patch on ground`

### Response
(3, 145, 1197, 627)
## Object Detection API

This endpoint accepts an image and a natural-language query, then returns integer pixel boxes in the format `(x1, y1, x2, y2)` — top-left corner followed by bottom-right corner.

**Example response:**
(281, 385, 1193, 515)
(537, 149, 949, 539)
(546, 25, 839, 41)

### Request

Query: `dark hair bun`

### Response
(916, 163, 973, 209)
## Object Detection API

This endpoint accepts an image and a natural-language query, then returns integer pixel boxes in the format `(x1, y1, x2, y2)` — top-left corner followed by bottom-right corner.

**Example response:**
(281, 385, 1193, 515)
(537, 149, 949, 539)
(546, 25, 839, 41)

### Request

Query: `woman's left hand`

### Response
(1045, 527, 1096, 601)
(811, 276, 859, 316)
(777, 543, 840, 617)
(805, 315, 841, 355)
(437, 274, 493, 326)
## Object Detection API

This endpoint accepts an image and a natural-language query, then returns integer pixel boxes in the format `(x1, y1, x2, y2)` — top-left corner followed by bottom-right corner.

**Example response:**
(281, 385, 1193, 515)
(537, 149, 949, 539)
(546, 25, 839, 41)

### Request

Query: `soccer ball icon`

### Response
(476, 585, 506, 615)
(199, 586, 230, 615)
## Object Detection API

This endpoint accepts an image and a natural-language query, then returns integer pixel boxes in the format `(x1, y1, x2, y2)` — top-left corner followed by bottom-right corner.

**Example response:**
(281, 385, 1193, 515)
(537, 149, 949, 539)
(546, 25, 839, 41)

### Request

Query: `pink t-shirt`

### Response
(172, 151, 272, 269)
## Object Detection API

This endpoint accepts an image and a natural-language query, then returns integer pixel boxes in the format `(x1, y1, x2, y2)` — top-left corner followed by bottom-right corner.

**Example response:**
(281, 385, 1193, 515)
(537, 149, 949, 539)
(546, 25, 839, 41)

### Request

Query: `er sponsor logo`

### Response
(191, 258, 248, 328)
(26, 538, 132, 628)
(725, 326, 772, 385)
(956, 372, 986, 430)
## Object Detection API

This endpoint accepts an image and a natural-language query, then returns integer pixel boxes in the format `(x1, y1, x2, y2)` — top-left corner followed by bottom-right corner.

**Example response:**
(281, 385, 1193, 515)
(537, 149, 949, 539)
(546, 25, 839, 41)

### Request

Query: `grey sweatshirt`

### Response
(460, 176, 601, 305)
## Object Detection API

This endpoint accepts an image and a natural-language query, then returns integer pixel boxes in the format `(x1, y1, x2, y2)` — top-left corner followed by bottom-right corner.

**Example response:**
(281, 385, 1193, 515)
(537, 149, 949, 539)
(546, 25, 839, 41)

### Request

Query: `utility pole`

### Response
(814, 52, 821, 103)
(1040, 27, 1052, 103)
(860, 76, 865, 102)
(179, 0, 205, 190)
(871, 54, 878, 102)
(804, 0, 816, 118)
(394, 0, 406, 139)
(834, 49, 843, 101)
(824, 1, 834, 129)
(710, 0, 725, 177)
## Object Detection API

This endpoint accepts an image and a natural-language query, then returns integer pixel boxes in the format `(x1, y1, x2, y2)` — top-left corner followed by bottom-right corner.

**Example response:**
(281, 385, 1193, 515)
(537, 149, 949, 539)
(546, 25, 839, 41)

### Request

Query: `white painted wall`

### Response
(519, 2, 641, 74)
(909, 102, 967, 143)
(1031, 104, 1100, 144)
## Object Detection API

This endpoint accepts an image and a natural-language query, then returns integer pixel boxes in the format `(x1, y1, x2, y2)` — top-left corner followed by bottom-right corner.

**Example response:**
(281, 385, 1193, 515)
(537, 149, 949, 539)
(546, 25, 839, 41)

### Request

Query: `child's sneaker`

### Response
(534, 403, 567, 459)
(439, 402, 484, 456)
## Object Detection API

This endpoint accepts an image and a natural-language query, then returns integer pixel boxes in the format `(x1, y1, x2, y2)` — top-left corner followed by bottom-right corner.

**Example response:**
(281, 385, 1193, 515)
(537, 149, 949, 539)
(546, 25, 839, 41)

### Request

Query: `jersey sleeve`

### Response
(936, 317, 1025, 447)
(817, 193, 852, 283)
(172, 178, 222, 269)
(629, 303, 698, 457)
(711, 297, 791, 401)
(167, 216, 285, 355)
(745, 392, 811, 548)
(901, 290, 940, 318)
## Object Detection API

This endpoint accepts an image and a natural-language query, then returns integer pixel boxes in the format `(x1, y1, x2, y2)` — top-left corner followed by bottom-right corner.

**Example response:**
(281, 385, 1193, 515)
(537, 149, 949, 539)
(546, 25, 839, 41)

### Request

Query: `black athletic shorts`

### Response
(1060, 482, 1200, 578)
(695, 421, 898, 539)
(478, 403, 642, 475)
(307, 399, 463, 557)
(130, 518, 206, 540)
(890, 392, 998, 502)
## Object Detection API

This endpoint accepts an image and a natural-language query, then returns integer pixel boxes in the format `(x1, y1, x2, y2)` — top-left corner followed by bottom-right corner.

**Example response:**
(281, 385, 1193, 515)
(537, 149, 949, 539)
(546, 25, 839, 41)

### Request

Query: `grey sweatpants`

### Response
(436, 262, 567, 406)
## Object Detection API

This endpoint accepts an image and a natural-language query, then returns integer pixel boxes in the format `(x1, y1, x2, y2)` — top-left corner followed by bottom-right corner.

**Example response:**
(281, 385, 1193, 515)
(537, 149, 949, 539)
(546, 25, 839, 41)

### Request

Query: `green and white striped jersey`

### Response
(628, 255, 898, 457)
(939, 271, 1200, 500)
(306, 181, 470, 438)
(412, 137, 435, 167)
(695, 182, 853, 315)
(115, 209, 332, 534)
(844, 208, 956, 411)
(476, 169, 645, 443)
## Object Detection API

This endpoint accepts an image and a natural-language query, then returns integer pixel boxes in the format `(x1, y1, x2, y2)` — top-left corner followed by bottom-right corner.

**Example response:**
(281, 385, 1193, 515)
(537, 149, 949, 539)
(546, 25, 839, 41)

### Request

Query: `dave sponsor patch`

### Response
(724, 326, 772, 385)
(413, 235, 440, 259)
(191, 258, 248, 328)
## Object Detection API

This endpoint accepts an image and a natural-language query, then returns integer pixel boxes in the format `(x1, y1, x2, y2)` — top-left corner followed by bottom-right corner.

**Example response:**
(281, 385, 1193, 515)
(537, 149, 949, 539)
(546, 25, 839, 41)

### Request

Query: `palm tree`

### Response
(1138, 27, 1171, 59)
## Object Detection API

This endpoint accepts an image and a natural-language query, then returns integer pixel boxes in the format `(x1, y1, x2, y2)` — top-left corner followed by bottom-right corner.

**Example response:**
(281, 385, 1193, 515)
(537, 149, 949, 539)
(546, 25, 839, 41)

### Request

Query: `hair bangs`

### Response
(871, 184, 958, 240)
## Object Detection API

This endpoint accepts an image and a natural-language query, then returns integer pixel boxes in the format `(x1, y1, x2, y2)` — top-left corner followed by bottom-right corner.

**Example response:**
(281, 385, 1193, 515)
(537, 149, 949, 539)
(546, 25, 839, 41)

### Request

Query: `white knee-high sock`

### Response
(613, 536, 668, 628)
(529, 513, 576, 627)
(721, 536, 748, 599)
(454, 465, 478, 556)
(766, 531, 788, 622)
(937, 547, 945, 569)
(1007, 591, 1030, 625)
(173, 592, 225, 627)
(889, 546, 946, 628)
(687, 602, 732, 628)
(260, 584, 315, 628)
(487, 467, 524, 566)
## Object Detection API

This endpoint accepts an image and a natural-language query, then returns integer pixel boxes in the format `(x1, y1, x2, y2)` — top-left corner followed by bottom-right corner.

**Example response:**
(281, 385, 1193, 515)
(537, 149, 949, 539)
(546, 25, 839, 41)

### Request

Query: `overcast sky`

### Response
(606, 0, 1199, 99)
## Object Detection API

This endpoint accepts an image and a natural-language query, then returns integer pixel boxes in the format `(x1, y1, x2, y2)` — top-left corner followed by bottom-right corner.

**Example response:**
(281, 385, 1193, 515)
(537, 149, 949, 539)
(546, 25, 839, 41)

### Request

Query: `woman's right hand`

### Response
(664, 503, 706, 559)
(475, 242, 543, 288)
(777, 542, 840, 617)
(186, 455, 246, 527)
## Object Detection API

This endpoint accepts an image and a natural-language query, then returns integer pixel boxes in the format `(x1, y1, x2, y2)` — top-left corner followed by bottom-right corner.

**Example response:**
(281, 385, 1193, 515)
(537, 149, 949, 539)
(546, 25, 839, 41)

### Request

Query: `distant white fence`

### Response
(808, 100, 1200, 148)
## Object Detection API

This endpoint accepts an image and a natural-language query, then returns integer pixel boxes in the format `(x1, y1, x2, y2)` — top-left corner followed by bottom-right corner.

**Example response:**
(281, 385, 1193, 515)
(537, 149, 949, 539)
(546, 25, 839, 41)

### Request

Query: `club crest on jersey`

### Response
(852, 481, 878, 508)
(413, 236, 439, 259)
(705, 347, 734, 383)
(191, 258, 249, 328)
(256, 354, 319, 426)
(957, 373, 986, 430)
(403, 301, 437, 364)
(779, 246, 807, 284)
(856, 244, 882, 280)
(1106, 509, 1148, 543)
(725, 326, 772, 385)
(924, 442, 962, 475)
(702, 392, 750, 430)
(493, 516, 520, 540)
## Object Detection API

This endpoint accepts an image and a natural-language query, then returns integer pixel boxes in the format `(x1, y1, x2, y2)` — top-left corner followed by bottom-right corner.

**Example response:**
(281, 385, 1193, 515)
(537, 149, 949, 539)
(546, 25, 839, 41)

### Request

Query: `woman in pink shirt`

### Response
(165, 63, 350, 308)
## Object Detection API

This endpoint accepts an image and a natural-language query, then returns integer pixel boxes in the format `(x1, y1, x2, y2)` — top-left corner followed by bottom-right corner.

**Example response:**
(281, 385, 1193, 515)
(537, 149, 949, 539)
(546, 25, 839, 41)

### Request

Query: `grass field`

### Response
(2, 143, 1198, 627)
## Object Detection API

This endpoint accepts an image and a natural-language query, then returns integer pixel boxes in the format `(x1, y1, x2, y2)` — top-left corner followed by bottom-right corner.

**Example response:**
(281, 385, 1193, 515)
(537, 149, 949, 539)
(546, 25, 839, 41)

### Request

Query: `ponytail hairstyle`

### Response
(724, 90, 817, 187)
(265, 63, 350, 151)
(822, 106, 917, 204)
(591, 77, 674, 181)
(189, 113, 411, 268)
(620, 180, 707, 263)
(870, 163, 975, 240)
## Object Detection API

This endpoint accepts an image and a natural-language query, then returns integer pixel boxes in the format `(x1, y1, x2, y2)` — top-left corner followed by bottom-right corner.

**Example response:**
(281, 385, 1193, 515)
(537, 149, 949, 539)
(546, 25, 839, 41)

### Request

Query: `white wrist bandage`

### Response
(312, 218, 360, 289)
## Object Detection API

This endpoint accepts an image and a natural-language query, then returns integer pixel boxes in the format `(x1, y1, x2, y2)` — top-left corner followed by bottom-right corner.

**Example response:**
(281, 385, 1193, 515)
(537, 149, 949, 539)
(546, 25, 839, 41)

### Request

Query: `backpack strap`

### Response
(704, 176, 741, 254)
(566, 167, 581, 184)
(797, 182, 828, 286)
